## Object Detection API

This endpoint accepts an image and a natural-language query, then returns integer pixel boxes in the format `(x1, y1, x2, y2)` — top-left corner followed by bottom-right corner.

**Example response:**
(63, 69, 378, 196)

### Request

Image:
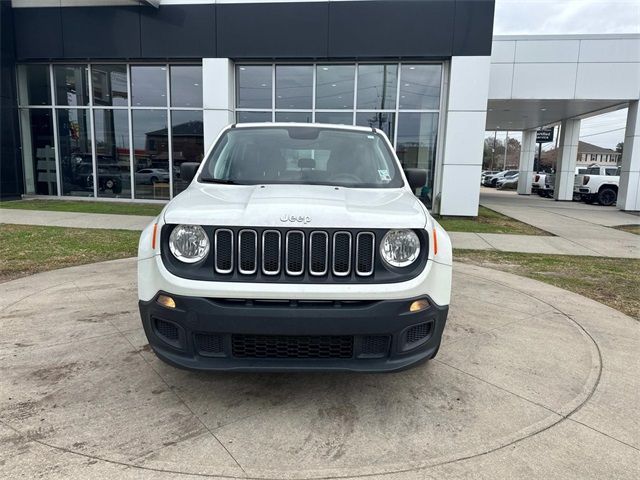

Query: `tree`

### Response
(616, 142, 624, 154)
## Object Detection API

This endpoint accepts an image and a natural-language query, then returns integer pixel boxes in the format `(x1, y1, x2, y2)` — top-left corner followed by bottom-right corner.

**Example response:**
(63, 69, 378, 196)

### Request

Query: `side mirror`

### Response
(404, 168, 427, 191)
(180, 162, 200, 184)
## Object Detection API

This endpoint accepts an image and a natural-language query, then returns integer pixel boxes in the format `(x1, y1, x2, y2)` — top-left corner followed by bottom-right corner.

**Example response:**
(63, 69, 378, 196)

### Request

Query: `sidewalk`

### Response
(0, 208, 153, 231)
(480, 189, 640, 258)
(2, 202, 638, 258)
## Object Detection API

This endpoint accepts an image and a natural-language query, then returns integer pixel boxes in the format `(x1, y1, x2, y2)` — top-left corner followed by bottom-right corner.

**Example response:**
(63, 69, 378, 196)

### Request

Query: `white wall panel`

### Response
(442, 111, 487, 165)
(575, 63, 640, 100)
(448, 56, 491, 111)
(514, 40, 580, 63)
(618, 101, 640, 211)
(203, 58, 234, 110)
(490, 40, 516, 63)
(439, 164, 482, 216)
(511, 63, 577, 99)
(203, 109, 234, 151)
(488, 63, 513, 99)
(579, 39, 640, 63)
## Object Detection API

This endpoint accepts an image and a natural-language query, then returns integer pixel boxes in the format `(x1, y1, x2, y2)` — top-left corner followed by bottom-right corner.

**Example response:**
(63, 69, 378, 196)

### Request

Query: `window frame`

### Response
(16, 61, 204, 202)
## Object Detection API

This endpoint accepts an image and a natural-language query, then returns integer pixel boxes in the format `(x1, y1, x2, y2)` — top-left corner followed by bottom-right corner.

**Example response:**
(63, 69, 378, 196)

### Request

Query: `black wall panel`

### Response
(12, 1, 494, 61)
(61, 6, 141, 58)
(1, 0, 23, 199)
(328, 1, 455, 58)
(452, 0, 495, 56)
(141, 4, 215, 58)
(216, 2, 329, 59)
(13, 7, 63, 59)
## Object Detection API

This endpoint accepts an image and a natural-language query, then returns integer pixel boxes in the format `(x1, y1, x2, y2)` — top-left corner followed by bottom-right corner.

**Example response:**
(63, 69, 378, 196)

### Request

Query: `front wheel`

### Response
(598, 188, 617, 206)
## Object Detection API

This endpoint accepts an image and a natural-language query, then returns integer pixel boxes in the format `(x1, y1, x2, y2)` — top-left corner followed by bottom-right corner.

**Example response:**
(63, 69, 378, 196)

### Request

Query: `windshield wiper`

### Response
(200, 178, 239, 185)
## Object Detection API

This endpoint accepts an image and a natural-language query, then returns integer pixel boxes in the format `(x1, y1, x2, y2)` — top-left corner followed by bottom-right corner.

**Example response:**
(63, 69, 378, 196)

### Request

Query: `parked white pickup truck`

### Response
(574, 166, 620, 206)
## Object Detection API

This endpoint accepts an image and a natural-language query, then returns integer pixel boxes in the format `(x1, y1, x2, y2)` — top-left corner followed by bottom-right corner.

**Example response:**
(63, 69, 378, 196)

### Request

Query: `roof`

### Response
(146, 121, 203, 137)
(578, 141, 618, 154)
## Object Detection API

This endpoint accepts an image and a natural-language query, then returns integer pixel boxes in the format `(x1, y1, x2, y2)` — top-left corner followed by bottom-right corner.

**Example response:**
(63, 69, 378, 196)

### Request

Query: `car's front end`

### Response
(137, 124, 452, 372)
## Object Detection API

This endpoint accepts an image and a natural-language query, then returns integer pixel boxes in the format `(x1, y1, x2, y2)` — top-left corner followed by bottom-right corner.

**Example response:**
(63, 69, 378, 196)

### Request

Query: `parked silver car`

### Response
(135, 168, 170, 185)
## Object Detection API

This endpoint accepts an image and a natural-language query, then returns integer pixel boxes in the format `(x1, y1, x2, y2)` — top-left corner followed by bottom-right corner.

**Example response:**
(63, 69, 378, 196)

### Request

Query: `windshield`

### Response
(199, 126, 404, 188)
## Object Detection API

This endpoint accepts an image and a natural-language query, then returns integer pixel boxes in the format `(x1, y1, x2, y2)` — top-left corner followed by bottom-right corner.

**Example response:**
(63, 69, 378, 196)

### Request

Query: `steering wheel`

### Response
(330, 173, 362, 183)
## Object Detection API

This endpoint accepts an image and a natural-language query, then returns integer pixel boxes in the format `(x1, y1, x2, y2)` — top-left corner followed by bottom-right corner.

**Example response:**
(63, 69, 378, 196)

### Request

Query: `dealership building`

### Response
(1, 0, 639, 215)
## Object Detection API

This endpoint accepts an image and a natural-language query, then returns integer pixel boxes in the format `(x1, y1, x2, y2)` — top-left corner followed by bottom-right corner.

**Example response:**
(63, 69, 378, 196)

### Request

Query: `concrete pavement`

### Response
(480, 188, 640, 258)
(1, 259, 638, 479)
(0, 208, 154, 231)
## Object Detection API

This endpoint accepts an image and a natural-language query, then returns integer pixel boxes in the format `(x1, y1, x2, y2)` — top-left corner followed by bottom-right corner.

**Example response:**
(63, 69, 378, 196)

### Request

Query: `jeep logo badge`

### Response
(280, 214, 311, 224)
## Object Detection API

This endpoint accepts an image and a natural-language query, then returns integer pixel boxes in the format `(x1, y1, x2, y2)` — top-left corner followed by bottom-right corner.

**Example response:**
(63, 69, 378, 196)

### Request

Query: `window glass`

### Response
(171, 65, 202, 108)
(356, 112, 396, 143)
(316, 65, 355, 109)
(202, 127, 403, 188)
(396, 113, 439, 206)
(54, 65, 89, 106)
(237, 66, 272, 109)
(131, 66, 167, 107)
(132, 110, 169, 199)
(57, 109, 93, 196)
(357, 64, 397, 110)
(94, 109, 131, 198)
(605, 168, 618, 176)
(315, 111, 353, 125)
(276, 65, 313, 109)
(92, 65, 128, 107)
(18, 65, 51, 106)
(399, 65, 441, 110)
(237, 111, 272, 123)
(275, 111, 312, 123)
(19, 108, 57, 195)
(171, 110, 204, 195)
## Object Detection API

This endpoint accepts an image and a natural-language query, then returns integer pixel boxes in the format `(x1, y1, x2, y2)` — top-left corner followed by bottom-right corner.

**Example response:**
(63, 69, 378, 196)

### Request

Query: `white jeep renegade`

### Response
(138, 123, 452, 372)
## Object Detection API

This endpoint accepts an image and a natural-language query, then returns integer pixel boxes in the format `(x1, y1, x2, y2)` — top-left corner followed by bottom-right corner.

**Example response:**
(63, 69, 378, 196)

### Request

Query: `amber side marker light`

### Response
(157, 294, 176, 309)
(432, 227, 438, 255)
(151, 223, 158, 249)
(409, 299, 430, 313)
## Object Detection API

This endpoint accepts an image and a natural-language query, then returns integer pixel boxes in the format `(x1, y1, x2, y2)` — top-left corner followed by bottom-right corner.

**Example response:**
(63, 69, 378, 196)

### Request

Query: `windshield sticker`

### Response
(378, 169, 391, 182)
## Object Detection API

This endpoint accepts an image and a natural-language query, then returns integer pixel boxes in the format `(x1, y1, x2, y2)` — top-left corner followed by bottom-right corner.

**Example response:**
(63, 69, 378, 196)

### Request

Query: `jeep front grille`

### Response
(213, 228, 375, 278)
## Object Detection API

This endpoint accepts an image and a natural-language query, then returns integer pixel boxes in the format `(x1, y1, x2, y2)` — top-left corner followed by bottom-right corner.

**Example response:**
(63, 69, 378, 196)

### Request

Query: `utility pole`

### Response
(491, 131, 497, 171)
(503, 131, 508, 170)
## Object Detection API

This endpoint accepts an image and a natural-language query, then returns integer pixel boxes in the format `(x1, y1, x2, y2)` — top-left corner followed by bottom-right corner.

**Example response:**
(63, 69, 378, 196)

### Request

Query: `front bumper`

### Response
(139, 293, 448, 372)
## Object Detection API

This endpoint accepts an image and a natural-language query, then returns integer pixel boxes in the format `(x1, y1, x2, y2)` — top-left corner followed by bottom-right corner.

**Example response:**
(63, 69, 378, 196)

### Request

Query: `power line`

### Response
(580, 127, 625, 138)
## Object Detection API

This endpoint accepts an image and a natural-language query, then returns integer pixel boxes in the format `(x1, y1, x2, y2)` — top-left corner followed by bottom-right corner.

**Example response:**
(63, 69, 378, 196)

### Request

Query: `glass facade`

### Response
(16, 61, 442, 205)
(17, 63, 203, 201)
(236, 63, 443, 206)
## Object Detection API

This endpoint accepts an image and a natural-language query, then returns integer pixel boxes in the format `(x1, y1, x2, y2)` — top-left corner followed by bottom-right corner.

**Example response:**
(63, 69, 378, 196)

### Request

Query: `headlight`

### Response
(380, 229, 420, 268)
(169, 225, 210, 263)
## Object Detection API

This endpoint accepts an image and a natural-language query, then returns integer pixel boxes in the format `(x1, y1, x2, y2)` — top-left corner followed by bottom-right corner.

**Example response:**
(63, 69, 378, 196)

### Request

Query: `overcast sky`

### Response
(492, 0, 638, 149)
(494, 0, 640, 36)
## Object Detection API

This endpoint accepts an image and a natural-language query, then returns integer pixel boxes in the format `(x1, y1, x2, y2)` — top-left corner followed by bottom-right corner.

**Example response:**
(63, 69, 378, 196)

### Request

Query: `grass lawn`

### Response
(436, 206, 550, 236)
(0, 199, 164, 217)
(612, 224, 640, 235)
(0, 224, 139, 282)
(454, 250, 640, 320)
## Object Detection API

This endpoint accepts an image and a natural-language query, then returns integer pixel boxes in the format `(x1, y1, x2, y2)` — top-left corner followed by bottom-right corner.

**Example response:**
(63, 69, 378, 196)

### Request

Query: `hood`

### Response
(163, 183, 428, 229)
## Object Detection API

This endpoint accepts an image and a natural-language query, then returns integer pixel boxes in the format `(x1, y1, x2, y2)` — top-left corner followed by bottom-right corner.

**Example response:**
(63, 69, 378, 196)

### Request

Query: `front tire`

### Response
(598, 187, 617, 206)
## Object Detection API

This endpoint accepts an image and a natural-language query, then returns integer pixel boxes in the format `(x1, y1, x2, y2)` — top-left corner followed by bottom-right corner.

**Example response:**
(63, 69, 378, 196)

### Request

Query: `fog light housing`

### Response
(157, 294, 176, 309)
(409, 299, 430, 313)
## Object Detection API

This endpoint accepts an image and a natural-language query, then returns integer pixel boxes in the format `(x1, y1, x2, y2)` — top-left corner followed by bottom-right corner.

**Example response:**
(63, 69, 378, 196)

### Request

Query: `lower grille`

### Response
(405, 322, 432, 347)
(360, 335, 390, 358)
(232, 334, 353, 359)
(194, 333, 224, 356)
(154, 318, 179, 341)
